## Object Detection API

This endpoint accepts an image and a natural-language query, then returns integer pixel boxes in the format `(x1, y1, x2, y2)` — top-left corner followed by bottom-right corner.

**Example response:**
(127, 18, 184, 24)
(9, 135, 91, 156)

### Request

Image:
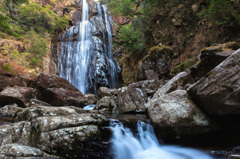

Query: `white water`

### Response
(110, 120, 212, 159)
(57, 1, 119, 94)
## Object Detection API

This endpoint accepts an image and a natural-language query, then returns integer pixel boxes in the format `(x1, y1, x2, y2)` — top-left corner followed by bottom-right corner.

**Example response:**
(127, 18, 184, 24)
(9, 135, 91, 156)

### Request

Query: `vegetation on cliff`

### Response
(0, 0, 69, 74)
(103, 0, 240, 84)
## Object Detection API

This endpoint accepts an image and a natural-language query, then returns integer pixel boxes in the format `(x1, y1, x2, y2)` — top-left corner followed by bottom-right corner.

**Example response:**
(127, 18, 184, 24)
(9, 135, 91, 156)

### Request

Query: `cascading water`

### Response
(57, 0, 119, 94)
(109, 119, 212, 159)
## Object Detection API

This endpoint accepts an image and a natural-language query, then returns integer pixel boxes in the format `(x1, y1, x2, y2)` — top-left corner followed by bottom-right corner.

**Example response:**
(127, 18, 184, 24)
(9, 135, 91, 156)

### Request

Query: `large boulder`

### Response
(0, 86, 36, 107)
(95, 96, 119, 113)
(147, 90, 212, 135)
(190, 43, 236, 81)
(97, 87, 118, 98)
(35, 73, 86, 107)
(188, 49, 240, 115)
(137, 46, 173, 81)
(146, 72, 194, 107)
(0, 106, 107, 159)
(0, 70, 25, 91)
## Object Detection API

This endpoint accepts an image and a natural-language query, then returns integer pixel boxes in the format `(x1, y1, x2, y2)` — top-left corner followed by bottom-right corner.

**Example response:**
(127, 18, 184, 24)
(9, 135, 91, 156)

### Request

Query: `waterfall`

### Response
(109, 120, 212, 159)
(57, 0, 119, 94)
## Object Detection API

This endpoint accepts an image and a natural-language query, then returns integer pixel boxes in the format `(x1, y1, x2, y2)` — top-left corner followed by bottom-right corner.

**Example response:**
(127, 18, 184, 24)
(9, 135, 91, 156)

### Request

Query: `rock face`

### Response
(0, 70, 25, 91)
(147, 90, 212, 135)
(0, 86, 36, 107)
(137, 46, 173, 81)
(190, 43, 236, 81)
(188, 49, 240, 115)
(0, 106, 107, 159)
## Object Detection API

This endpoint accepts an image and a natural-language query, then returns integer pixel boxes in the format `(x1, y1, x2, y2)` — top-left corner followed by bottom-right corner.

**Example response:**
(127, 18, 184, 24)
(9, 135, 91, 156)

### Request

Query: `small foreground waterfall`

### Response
(110, 120, 212, 159)
(57, 0, 119, 94)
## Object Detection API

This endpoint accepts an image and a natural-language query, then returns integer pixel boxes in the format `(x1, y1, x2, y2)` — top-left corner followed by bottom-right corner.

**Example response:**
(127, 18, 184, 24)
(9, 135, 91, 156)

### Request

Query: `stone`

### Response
(0, 106, 107, 159)
(84, 94, 100, 104)
(0, 86, 36, 107)
(0, 70, 25, 91)
(188, 49, 240, 115)
(36, 73, 79, 92)
(28, 99, 51, 107)
(35, 73, 86, 107)
(0, 104, 23, 117)
(17, 74, 37, 88)
(97, 87, 118, 98)
(147, 90, 212, 135)
(146, 72, 194, 108)
(0, 144, 48, 158)
(190, 43, 236, 81)
(95, 96, 118, 113)
(137, 46, 173, 81)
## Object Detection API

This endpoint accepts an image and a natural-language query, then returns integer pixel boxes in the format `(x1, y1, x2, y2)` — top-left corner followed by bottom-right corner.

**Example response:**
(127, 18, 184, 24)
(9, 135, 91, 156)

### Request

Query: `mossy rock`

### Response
(171, 60, 194, 74)
(147, 46, 173, 58)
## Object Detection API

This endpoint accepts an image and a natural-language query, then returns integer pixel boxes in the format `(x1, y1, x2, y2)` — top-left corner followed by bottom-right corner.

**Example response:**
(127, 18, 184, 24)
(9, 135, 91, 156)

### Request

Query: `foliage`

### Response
(30, 57, 38, 67)
(3, 63, 12, 72)
(17, 2, 68, 35)
(0, 15, 20, 37)
(23, 29, 48, 67)
(118, 23, 144, 51)
(3, 0, 29, 18)
(203, 0, 240, 28)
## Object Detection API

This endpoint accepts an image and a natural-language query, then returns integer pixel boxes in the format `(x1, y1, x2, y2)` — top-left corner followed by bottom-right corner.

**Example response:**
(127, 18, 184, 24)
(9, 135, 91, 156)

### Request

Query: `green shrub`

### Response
(3, 63, 12, 72)
(203, 0, 240, 28)
(30, 57, 38, 67)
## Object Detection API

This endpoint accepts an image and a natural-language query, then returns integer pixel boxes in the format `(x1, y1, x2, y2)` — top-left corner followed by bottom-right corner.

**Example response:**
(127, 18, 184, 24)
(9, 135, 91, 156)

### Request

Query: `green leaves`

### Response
(203, 0, 240, 28)
(17, 2, 69, 35)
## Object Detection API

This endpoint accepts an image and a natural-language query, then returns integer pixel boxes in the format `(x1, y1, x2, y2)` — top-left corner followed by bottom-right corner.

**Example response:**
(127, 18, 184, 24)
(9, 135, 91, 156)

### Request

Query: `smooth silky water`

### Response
(109, 119, 212, 159)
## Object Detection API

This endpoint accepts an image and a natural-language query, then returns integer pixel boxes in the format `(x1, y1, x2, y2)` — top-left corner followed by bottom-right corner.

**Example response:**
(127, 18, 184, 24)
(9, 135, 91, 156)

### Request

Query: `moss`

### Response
(171, 60, 194, 74)
(148, 46, 173, 57)
(225, 42, 240, 50)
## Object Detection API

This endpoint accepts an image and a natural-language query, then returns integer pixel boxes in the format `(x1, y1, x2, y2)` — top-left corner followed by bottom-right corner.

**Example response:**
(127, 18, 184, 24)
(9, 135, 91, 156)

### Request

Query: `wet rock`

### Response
(188, 49, 240, 115)
(146, 72, 194, 108)
(97, 87, 118, 98)
(0, 86, 36, 107)
(0, 144, 47, 158)
(95, 96, 118, 113)
(0, 104, 23, 117)
(28, 99, 51, 107)
(0, 106, 107, 158)
(0, 70, 25, 91)
(190, 43, 236, 81)
(137, 46, 173, 81)
(147, 90, 212, 135)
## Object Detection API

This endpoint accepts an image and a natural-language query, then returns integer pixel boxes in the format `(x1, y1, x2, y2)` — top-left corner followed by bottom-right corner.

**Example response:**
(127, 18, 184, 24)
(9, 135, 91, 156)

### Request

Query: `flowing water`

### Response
(109, 119, 213, 159)
(57, 1, 118, 94)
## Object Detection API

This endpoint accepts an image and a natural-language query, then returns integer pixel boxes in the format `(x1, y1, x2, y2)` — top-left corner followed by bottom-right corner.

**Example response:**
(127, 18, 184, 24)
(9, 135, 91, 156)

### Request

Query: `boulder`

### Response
(190, 43, 236, 81)
(0, 106, 107, 159)
(146, 72, 194, 107)
(188, 49, 240, 115)
(83, 94, 100, 104)
(17, 73, 37, 88)
(35, 73, 86, 107)
(28, 99, 51, 107)
(147, 90, 212, 135)
(0, 104, 23, 117)
(0, 144, 49, 159)
(0, 86, 36, 107)
(95, 80, 163, 113)
(0, 70, 25, 91)
(95, 96, 118, 113)
(137, 46, 173, 81)
(97, 87, 118, 98)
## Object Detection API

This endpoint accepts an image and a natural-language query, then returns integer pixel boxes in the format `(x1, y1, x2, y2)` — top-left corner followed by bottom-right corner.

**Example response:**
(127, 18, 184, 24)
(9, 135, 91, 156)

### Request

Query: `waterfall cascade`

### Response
(57, 0, 119, 94)
(109, 119, 212, 159)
